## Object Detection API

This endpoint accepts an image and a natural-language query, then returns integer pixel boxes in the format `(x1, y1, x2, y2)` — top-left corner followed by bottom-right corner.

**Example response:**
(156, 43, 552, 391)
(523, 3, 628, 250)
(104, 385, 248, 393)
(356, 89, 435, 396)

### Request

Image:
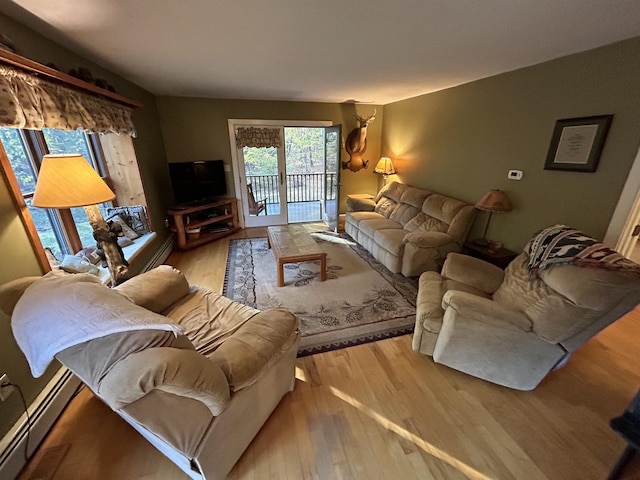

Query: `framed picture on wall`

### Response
(544, 115, 613, 172)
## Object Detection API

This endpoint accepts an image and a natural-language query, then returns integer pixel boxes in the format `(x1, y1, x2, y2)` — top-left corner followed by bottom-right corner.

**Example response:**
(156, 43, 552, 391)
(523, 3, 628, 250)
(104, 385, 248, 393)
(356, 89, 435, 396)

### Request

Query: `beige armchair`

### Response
(413, 238, 640, 390)
(1, 266, 299, 479)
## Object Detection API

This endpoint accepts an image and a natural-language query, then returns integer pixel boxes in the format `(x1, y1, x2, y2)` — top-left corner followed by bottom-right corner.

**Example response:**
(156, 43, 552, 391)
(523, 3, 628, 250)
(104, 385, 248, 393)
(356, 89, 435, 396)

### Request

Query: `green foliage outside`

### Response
(243, 127, 326, 175)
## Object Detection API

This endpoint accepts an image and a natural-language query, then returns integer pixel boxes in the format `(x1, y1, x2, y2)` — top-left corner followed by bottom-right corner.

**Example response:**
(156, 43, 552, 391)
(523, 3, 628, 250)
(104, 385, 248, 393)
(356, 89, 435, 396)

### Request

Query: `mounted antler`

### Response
(343, 109, 376, 172)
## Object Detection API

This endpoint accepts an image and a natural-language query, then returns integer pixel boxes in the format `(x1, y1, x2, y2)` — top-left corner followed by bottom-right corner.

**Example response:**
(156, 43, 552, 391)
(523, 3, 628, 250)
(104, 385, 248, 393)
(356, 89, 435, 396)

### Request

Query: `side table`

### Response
(463, 241, 518, 269)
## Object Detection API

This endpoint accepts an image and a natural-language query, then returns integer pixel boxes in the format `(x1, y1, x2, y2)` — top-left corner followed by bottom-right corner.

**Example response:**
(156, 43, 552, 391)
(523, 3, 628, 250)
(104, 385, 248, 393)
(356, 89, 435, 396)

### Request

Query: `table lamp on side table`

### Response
(473, 189, 512, 246)
(32, 154, 130, 286)
(373, 157, 396, 185)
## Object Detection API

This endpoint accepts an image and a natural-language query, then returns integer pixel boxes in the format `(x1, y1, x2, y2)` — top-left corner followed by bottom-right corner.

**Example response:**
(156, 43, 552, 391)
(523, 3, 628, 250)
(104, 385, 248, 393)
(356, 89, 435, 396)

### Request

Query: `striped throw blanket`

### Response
(527, 224, 640, 277)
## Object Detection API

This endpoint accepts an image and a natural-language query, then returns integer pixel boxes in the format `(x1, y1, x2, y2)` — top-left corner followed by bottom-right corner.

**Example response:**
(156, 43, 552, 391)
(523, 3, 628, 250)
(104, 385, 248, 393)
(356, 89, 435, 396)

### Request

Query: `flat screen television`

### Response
(168, 160, 227, 206)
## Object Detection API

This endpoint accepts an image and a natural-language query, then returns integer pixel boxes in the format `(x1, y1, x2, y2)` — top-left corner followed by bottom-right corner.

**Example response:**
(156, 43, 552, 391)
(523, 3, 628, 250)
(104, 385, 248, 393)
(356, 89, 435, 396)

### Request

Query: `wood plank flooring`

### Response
(18, 227, 640, 480)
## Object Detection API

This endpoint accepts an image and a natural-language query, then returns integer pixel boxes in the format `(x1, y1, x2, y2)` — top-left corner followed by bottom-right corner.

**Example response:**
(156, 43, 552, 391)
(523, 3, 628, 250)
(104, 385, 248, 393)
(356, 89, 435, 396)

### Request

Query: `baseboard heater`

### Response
(0, 368, 81, 480)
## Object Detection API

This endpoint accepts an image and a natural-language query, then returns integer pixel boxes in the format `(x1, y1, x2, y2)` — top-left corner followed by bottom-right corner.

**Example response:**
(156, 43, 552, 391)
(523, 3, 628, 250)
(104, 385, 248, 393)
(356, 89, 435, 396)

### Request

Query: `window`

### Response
(0, 127, 112, 260)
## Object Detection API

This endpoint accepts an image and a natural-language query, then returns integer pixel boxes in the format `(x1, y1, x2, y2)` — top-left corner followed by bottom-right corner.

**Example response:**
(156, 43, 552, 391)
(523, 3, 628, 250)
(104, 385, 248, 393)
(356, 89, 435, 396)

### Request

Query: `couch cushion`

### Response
(374, 229, 407, 256)
(57, 330, 195, 391)
(346, 211, 384, 228)
(206, 308, 299, 391)
(375, 197, 398, 218)
(163, 287, 259, 356)
(404, 212, 448, 234)
(98, 346, 231, 415)
(401, 186, 431, 209)
(115, 265, 191, 313)
(390, 203, 420, 226)
(492, 255, 596, 343)
(375, 181, 405, 203)
(422, 194, 466, 225)
(359, 218, 403, 238)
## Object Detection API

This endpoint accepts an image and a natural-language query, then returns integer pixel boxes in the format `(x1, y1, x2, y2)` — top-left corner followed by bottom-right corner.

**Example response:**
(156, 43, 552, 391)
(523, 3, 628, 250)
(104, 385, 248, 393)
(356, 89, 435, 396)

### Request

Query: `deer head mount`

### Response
(342, 109, 376, 172)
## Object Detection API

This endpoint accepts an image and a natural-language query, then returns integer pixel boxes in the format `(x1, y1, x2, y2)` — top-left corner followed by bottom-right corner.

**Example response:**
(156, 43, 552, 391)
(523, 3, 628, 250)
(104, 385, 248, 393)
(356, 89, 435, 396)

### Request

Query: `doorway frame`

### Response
(228, 119, 332, 228)
(604, 145, 640, 255)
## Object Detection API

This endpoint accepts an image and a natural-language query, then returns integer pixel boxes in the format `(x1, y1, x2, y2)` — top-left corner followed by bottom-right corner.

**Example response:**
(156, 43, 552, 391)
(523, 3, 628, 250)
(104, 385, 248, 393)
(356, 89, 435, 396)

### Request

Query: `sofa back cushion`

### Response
(375, 197, 398, 218)
(401, 186, 431, 208)
(404, 212, 448, 234)
(374, 182, 407, 218)
(493, 254, 640, 343)
(390, 203, 420, 226)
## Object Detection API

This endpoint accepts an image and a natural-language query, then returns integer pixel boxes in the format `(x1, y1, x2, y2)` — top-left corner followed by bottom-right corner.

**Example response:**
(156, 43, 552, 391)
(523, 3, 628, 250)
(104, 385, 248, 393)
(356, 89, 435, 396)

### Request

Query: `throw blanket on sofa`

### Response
(527, 224, 640, 277)
(12, 272, 183, 377)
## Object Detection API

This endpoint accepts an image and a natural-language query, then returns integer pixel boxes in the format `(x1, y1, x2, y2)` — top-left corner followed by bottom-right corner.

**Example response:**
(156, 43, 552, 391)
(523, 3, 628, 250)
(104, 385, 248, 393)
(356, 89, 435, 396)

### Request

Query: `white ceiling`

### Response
(3, 0, 640, 105)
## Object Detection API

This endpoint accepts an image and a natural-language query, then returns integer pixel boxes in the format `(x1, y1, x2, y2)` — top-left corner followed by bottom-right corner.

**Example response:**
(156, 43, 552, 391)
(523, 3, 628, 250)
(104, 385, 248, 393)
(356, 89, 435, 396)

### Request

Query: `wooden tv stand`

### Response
(167, 197, 240, 250)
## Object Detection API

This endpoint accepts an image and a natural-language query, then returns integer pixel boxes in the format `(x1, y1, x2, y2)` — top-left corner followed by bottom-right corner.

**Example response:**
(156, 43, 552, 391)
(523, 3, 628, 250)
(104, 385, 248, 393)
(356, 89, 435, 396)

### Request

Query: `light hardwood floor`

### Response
(18, 228, 640, 480)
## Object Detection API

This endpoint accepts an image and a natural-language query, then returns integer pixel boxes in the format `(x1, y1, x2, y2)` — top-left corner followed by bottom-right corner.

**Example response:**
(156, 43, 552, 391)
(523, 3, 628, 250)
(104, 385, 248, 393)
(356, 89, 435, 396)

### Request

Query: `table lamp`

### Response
(32, 154, 130, 285)
(474, 189, 512, 246)
(373, 157, 396, 184)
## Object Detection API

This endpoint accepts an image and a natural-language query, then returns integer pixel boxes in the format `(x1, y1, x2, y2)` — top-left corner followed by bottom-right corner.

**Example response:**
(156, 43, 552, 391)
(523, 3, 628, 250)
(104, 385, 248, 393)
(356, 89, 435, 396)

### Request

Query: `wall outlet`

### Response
(0, 374, 15, 402)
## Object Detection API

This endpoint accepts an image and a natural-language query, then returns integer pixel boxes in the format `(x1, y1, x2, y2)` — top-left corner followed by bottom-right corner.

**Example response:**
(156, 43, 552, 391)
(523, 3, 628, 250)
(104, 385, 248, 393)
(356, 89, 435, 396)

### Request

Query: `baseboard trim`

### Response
(0, 367, 80, 480)
(142, 235, 174, 272)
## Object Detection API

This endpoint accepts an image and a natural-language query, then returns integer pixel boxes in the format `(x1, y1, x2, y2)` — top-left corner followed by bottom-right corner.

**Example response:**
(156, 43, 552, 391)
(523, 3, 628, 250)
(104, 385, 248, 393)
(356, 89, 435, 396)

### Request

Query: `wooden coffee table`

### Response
(267, 225, 327, 287)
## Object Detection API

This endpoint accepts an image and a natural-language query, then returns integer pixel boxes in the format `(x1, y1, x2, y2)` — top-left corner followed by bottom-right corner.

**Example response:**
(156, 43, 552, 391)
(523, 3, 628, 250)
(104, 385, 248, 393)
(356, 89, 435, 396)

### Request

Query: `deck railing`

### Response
(247, 173, 337, 204)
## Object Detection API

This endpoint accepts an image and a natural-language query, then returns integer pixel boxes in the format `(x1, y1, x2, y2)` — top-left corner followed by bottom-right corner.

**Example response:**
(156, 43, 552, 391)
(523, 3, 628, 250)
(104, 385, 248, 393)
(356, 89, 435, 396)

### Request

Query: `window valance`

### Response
(235, 127, 281, 148)
(0, 65, 137, 137)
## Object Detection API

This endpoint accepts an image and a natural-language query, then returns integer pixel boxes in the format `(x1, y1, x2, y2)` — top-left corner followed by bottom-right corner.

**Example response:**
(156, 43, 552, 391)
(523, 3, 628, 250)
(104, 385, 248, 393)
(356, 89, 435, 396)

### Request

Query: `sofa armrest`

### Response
(442, 290, 531, 332)
(347, 196, 376, 212)
(441, 252, 505, 294)
(207, 308, 299, 392)
(403, 231, 454, 248)
(98, 346, 231, 415)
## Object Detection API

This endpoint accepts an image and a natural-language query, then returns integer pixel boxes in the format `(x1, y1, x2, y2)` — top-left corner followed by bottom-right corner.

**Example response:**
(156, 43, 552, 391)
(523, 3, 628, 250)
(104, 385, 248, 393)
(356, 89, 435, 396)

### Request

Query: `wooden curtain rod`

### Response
(0, 49, 143, 109)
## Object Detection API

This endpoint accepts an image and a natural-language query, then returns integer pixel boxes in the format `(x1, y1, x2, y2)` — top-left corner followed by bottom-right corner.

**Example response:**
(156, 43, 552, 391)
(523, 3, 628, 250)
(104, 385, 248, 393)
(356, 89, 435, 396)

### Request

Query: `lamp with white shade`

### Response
(32, 154, 130, 286)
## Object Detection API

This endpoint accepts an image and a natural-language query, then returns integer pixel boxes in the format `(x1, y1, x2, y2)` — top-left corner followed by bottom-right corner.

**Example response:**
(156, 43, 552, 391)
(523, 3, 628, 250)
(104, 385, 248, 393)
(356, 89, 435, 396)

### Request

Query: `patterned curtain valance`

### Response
(235, 127, 281, 148)
(0, 65, 136, 137)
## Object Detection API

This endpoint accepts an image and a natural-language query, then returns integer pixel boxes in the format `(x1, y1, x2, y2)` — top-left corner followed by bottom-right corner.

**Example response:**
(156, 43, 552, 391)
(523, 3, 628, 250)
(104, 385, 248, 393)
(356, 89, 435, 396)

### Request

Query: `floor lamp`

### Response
(32, 154, 130, 286)
(473, 189, 512, 246)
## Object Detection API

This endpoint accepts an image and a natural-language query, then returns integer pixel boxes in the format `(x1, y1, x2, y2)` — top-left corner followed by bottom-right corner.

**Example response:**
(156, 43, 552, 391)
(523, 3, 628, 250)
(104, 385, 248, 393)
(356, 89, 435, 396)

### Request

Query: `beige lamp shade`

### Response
(373, 157, 396, 175)
(475, 189, 512, 212)
(33, 154, 115, 208)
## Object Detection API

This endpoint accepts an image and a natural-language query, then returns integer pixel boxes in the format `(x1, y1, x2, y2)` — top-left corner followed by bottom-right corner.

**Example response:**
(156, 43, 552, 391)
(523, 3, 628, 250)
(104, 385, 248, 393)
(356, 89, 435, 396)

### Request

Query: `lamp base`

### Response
(84, 205, 130, 286)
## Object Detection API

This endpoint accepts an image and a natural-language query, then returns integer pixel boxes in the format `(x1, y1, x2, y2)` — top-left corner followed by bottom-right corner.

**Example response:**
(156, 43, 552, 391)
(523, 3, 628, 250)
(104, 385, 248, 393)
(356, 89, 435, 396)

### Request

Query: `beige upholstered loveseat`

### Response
(345, 181, 476, 276)
(1, 266, 300, 480)
(414, 226, 640, 390)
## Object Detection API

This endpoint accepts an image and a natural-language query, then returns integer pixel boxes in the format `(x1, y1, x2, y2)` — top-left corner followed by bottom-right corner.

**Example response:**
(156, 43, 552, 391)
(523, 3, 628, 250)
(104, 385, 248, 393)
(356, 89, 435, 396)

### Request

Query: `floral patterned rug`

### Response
(223, 231, 418, 356)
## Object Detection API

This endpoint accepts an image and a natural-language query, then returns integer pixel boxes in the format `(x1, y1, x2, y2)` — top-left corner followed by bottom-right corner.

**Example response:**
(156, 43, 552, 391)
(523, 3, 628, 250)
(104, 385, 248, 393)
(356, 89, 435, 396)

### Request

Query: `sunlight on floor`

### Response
(296, 365, 492, 479)
(328, 386, 494, 480)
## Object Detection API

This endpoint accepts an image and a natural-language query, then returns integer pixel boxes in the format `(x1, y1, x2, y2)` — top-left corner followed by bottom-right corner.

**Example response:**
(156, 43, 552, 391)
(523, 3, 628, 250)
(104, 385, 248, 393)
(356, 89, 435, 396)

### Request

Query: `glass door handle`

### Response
(280, 172, 284, 185)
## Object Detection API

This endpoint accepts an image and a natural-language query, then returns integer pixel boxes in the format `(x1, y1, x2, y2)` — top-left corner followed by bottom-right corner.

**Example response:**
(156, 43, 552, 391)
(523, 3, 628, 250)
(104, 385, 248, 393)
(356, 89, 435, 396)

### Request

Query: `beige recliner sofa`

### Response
(345, 181, 476, 277)
(1, 265, 300, 480)
(413, 232, 640, 390)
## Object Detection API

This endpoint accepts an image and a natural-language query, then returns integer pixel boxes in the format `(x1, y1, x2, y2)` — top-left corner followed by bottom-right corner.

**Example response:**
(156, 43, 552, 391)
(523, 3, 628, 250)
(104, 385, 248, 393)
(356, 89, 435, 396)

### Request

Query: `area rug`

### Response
(223, 231, 418, 356)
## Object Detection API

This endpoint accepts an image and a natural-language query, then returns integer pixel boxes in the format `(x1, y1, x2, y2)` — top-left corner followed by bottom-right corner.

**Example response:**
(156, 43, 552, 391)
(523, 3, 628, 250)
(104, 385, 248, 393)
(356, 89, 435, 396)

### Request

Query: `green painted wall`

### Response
(0, 14, 170, 439)
(381, 37, 640, 251)
(156, 97, 383, 213)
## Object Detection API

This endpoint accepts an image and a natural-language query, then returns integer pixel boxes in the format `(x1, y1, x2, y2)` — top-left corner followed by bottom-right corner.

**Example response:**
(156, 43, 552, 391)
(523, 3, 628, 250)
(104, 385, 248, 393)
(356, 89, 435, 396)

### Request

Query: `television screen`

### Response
(168, 160, 227, 206)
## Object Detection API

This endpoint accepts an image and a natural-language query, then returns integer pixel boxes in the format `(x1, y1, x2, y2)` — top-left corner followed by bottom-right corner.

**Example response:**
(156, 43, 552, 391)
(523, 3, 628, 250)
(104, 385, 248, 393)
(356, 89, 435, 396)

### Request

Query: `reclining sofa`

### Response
(345, 181, 476, 276)
(0, 265, 300, 480)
